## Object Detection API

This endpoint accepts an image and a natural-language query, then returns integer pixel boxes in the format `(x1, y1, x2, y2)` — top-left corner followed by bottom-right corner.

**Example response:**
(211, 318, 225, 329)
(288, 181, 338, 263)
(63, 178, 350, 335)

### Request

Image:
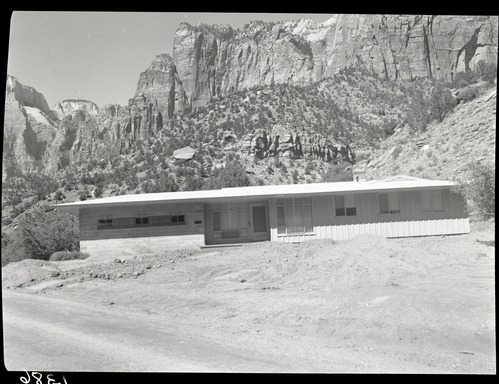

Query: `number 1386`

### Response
(20, 371, 68, 384)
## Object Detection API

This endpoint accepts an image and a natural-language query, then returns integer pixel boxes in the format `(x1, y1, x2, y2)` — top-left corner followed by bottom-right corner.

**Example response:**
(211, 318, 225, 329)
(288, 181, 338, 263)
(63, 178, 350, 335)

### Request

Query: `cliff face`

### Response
(3, 54, 193, 177)
(3, 76, 59, 179)
(173, 15, 498, 107)
(3, 14, 497, 181)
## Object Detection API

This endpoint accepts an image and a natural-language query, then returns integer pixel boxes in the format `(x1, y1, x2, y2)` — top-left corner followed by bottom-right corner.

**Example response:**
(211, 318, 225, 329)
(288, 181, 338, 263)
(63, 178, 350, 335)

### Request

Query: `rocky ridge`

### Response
(241, 126, 354, 163)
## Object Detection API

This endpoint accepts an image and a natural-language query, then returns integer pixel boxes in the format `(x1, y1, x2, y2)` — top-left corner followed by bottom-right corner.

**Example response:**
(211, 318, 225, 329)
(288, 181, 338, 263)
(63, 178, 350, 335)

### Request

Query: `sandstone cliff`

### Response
(173, 15, 498, 107)
(3, 76, 59, 179)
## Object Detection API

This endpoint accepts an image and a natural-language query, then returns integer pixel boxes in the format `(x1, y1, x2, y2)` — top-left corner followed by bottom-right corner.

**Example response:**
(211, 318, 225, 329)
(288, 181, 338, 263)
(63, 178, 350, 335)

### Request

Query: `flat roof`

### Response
(53, 175, 456, 214)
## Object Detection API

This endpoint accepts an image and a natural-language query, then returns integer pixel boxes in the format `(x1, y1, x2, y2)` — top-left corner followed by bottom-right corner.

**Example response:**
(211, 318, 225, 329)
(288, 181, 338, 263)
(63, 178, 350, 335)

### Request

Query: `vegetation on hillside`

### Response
(1, 59, 496, 265)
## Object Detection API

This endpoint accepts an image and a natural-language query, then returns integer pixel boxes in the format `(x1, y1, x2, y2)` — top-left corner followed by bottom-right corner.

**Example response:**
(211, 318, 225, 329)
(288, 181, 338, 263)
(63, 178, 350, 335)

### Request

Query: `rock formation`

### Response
(3, 76, 59, 178)
(3, 14, 497, 180)
(241, 125, 354, 163)
(173, 15, 498, 107)
(52, 99, 101, 120)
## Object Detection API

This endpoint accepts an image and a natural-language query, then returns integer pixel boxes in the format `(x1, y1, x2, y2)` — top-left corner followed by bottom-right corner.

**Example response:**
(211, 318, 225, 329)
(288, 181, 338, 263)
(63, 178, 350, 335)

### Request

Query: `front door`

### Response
(249, 203, 270, 241)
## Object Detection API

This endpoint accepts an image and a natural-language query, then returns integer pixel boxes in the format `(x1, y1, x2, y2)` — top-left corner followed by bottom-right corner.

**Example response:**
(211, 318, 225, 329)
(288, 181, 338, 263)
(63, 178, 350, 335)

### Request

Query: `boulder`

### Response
(173, 146, 197, 161)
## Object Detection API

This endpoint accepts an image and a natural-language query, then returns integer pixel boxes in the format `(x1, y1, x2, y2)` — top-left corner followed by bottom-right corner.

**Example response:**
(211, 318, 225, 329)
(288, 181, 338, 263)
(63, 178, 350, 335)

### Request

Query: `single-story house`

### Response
(53, 175, 470, 255)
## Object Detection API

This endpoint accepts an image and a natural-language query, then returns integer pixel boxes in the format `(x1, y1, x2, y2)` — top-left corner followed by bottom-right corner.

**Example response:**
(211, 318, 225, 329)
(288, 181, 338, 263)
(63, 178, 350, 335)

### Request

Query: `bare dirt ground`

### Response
(2, 220, 495, 373)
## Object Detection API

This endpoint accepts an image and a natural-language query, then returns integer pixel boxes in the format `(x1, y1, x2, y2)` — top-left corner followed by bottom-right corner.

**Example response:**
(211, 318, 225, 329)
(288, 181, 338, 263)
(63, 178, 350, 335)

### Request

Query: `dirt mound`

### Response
(2, 259, 61, 288)
(184, 235, 433, 290)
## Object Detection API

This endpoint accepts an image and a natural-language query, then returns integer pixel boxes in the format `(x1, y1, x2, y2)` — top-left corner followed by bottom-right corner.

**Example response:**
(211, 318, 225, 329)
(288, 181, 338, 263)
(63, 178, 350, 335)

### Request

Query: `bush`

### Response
(1, 205, 80, 265)
(452, 70, 479, 88)
(474, 60, 497, 84)
(321, 162, 354, 182)
(205, 159, 251, 189)
(455, 161, 495, 219)
(49, 251, 89, 261)
(458, 85, 481, 103)
(429, 83, 457, 123)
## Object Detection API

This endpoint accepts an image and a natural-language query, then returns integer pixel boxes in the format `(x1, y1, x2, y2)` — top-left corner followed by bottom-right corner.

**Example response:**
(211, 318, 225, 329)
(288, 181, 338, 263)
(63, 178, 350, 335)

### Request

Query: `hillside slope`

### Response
(354, 87, 496, 181)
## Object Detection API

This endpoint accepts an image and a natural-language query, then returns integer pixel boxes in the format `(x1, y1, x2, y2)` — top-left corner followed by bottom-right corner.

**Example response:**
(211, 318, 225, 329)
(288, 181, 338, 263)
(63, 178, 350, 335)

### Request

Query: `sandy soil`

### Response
(2, 220, 495, 373)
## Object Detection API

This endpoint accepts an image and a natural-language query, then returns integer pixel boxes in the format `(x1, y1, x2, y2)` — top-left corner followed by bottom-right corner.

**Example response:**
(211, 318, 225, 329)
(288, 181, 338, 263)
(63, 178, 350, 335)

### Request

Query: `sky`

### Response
(7, 12, 334, 107)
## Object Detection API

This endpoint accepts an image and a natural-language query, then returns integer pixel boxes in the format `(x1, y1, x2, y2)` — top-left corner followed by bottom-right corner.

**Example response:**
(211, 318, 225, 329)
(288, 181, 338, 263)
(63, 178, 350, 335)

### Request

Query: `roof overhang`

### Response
(52, 176, 456, 215)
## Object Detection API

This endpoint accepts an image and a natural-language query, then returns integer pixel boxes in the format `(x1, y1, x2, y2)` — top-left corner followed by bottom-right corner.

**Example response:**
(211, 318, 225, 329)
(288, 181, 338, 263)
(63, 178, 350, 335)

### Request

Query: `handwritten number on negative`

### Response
(20, 372, 66, 384)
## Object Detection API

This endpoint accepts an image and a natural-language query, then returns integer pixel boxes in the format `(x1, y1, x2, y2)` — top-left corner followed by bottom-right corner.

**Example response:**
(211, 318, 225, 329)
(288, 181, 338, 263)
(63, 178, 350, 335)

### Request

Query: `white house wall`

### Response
(270, 189, 469, 242)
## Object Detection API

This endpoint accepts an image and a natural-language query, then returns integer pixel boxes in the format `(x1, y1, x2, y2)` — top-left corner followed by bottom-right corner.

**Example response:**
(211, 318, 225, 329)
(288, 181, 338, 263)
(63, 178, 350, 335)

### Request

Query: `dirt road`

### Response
(2, 290, 290, 372)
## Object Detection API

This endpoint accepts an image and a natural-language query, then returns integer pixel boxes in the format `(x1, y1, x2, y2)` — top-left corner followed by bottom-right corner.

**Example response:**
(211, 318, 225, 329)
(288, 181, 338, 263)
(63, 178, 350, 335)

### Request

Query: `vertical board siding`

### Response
(275, 188, 470, 242)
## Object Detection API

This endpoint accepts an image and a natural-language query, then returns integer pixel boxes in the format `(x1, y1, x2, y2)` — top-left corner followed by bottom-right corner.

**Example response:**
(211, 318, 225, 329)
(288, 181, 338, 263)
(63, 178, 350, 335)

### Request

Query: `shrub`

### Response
(458, 85, 481, 103)
(455, 161, 495, 219)
(474, 60, 497, 84)
(54, 190, 66, 201)
(429, 83, 457, 123)
(204, 159, 251, 189)
(49, 251, 89, 261)
(452, 70, 479, 88)
(321, 162, 353, 182)
(2, 205, 80, 265)
(93, 186, 103, 198)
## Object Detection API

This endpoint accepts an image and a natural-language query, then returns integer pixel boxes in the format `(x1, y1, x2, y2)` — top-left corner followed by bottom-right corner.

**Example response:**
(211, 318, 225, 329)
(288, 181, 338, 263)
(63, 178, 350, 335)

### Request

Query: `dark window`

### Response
(135, 217, 149, 225)
(346, 207, 357, 216)
(335, 196, 345, 216)
(212, 211, 221, 231)
(335, 195, 356, 217)
(98, 217, 113, 229)
(171, 215, 185, 224)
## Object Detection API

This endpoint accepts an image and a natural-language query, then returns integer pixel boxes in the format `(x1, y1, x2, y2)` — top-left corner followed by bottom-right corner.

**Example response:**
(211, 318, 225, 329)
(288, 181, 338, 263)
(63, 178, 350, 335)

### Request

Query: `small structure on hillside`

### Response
(54, 175, 470, 255)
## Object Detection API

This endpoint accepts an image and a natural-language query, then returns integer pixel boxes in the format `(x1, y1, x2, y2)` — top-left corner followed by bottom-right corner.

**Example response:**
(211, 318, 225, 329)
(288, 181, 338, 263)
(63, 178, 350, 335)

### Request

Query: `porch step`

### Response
(200, 243, 244, 249)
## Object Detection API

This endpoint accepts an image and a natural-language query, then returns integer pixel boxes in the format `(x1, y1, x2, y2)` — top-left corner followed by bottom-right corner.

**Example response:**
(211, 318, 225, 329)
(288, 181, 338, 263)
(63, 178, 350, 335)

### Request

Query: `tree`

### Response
(93, 186, 103, 198)
(158, 171, 179, 192)
(405, 87, 432, 132)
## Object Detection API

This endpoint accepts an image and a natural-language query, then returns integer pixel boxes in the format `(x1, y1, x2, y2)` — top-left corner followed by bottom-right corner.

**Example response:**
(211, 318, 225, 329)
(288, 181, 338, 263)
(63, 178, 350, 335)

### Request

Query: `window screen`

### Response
(379, 193, 400, 214)
(422, 190, 444, 212)
(335, 195, 356, 216)
(212, 203, 248, 239)
(276, 197, 313, 234)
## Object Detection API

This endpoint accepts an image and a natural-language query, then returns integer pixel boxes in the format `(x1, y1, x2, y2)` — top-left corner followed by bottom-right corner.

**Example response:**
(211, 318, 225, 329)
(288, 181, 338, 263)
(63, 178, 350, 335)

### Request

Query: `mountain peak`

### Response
(148, 54, 174, 72)
(6, 74, 51, 114)
(52, 99, 101, 119)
